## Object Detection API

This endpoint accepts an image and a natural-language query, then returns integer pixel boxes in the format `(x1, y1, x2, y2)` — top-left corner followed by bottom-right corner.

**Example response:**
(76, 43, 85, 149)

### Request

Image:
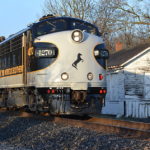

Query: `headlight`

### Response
(61, 72, 69, 80)
(94, 50, 100, 57)
(87, 72, 93, 80)
(72, 30, 83, 42)
(94, 44, 109, 59)
(94, 49, 109, 59)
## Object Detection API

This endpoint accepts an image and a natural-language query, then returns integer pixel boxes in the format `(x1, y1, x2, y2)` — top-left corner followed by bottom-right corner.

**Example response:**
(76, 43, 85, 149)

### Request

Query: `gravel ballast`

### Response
(0, 111, 150, 150)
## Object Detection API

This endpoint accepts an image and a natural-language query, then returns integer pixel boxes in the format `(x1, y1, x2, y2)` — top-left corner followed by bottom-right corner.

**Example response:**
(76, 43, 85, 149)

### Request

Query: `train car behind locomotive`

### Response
(0, 15, 109, 115)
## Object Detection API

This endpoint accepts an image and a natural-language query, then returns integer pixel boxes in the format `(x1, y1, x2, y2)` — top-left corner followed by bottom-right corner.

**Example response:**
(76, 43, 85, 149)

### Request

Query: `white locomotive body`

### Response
(0, 16, 109, 115)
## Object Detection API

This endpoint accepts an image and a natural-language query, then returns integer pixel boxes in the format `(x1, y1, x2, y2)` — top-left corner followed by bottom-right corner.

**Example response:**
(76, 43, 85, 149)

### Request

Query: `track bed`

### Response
(0, 110, 150, 150)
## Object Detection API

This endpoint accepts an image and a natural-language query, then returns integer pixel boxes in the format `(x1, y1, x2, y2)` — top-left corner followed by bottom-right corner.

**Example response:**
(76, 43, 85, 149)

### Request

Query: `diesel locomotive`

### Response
(0, 15, 109, 115)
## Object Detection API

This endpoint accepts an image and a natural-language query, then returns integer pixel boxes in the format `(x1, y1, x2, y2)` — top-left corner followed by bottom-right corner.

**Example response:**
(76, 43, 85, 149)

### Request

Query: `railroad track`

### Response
(1, 108, 150, 139)
(54, 117, 150, 139)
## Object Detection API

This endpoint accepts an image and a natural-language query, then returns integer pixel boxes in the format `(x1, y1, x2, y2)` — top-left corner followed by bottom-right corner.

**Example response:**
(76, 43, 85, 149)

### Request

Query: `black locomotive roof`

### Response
(37, 16, 98, 29)
(0, 16, 99, 45)
(0, 27, 30, 45)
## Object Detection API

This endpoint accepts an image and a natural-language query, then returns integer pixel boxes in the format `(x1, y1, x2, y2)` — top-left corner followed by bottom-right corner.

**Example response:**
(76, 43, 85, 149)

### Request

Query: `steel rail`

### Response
(53, 117, 150, 138)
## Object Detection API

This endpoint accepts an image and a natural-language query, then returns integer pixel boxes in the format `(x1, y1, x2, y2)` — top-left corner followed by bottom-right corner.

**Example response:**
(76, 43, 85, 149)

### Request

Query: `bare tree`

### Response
(43, 0, 97, 21)
(96, 0, 150, 50)
(43, 0, 150, 51)
(113, 0, 150, 25)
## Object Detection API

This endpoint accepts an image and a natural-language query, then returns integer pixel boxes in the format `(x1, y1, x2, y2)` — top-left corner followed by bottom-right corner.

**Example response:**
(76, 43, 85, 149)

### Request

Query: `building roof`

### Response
(108, 43, 150, 68)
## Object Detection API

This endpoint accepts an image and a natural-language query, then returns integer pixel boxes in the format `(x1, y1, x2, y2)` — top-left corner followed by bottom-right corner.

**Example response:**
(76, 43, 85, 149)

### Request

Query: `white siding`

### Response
(126, 101, 150, 118)
(103, 72, 124, 115)
(106, 72, 124, 101)
(124, 70, 144, 99)
(124, 50, 150, 100)
(103, 48, 150, 118)
(144, 73, 150, 99)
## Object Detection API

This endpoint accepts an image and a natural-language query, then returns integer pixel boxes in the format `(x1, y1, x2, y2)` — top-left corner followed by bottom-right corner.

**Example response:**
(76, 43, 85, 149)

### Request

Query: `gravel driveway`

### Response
(0, 111, 150, 150)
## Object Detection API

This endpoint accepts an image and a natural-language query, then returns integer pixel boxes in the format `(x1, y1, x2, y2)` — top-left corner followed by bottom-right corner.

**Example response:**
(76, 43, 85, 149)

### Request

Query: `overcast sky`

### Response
(0, 0, 45, 38)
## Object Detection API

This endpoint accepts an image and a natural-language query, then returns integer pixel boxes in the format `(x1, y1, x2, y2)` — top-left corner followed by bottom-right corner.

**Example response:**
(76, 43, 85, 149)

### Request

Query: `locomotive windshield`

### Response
(33, 19, 67, 37)
(32, 18, 100, 38)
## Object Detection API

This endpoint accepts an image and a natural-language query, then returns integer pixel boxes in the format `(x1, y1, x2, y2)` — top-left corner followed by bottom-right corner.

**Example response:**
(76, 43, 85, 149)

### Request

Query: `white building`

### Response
(102, 43, 150, 118)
